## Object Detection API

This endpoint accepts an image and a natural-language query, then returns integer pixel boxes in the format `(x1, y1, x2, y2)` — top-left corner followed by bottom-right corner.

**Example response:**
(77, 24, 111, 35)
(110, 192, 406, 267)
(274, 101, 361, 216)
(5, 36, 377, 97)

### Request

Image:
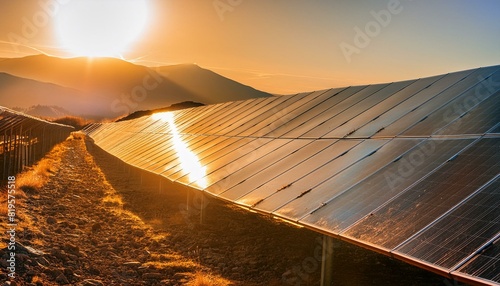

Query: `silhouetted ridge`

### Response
(116, 101, 205, 122)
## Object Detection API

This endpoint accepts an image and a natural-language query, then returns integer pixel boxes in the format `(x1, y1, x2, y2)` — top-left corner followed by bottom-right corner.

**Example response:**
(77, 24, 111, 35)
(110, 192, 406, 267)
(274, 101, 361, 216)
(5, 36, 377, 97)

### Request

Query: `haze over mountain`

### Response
(13, 105, 73, 119)
(0, 72, 91, 115)
(0, 55, 271, 118)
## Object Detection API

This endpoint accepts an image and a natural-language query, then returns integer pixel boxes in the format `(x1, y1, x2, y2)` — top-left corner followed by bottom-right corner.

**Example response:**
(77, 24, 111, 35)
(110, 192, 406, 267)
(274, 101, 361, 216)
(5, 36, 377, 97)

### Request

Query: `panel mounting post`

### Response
(321, 235, 335, 286)
(199, 193, 205, 225)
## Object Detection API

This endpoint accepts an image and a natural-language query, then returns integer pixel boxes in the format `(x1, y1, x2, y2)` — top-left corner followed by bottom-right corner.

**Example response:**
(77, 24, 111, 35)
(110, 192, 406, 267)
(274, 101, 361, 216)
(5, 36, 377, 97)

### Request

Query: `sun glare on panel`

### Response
(55, 0, 149, 58)
(152, 112, 208, 189)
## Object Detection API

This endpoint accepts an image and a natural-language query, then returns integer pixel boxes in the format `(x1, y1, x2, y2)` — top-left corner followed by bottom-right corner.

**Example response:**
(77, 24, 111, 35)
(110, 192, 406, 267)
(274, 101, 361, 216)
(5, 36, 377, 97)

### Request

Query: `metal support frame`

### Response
(0, 107, 73, 179)
(199, 193, 205, 224)
(321, 235, 335, 286)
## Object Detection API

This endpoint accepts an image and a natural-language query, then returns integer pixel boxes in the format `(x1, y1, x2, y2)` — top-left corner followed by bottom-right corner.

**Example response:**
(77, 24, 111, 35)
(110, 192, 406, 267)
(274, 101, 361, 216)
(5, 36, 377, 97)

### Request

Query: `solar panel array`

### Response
(84, 65, 500, 285)
(0, 106, 74, 177)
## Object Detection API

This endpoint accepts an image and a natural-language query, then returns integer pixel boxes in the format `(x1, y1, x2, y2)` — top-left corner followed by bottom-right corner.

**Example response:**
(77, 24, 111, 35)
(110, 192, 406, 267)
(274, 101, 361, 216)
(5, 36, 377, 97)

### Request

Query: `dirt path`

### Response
(0, 135, 318, 285)
(0, 134, 447, 285)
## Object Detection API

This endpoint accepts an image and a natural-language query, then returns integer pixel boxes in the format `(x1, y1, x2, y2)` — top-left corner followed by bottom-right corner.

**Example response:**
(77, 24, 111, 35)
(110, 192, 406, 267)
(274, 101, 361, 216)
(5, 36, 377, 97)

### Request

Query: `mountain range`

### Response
(12, 105, 73, 119)
(0, 55, 271, 118)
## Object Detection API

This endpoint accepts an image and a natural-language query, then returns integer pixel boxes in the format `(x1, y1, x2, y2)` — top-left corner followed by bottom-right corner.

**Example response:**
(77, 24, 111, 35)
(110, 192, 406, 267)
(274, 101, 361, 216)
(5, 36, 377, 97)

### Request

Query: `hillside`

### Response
(13, 105, 73, 119)
(0, 73, 89, 115)
(0, 55, 272, 118)
(116, 101, 205, 122)
(156, 64, 271, 104)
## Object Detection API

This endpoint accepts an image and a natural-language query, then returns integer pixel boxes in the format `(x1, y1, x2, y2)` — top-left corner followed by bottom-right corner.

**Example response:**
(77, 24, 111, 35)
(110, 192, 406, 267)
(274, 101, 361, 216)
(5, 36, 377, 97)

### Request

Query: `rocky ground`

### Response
(0, 134, 452, 285)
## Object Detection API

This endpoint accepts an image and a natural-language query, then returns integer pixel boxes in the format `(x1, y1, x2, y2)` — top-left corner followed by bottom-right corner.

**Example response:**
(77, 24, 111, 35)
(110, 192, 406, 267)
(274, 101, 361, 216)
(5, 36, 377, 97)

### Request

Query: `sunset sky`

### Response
(0, 0, 499, 94)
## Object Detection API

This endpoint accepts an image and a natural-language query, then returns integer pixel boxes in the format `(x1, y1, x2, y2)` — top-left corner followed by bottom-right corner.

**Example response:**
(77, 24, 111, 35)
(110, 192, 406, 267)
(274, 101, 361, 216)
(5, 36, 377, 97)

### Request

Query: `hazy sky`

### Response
(0, 0, 499, 94)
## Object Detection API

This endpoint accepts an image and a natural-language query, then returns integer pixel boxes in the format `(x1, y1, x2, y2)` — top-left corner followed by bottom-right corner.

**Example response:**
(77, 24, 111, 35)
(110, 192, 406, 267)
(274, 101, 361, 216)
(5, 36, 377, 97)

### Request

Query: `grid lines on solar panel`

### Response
(343, 138, 500, 249)
(274, 138, 423, 222)
(299, 139, 474, 234)
(394, 176, 500, 270)
(354, 69, 474, 137)
(457, 239, 500, 284)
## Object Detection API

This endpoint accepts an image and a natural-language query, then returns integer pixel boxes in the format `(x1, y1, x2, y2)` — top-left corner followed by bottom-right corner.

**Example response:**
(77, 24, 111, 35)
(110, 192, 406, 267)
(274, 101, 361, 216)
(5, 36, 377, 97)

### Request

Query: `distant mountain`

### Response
(13, 105, 73, 119)
(0, 56, 148, 93)
(155, 64, 270, 104)
(0, 72, 91, 114)
(0, 55, 272, 117)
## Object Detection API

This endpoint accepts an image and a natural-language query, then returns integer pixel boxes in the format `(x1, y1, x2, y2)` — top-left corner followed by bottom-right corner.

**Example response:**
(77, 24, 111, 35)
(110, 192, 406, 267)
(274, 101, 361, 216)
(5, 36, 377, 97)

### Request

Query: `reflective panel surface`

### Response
(84, 65, 500, 286)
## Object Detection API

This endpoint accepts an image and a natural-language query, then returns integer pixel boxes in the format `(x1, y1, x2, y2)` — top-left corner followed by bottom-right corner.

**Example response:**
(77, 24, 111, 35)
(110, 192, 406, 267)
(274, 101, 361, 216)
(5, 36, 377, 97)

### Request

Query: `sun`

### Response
(55, 0, 149, 58)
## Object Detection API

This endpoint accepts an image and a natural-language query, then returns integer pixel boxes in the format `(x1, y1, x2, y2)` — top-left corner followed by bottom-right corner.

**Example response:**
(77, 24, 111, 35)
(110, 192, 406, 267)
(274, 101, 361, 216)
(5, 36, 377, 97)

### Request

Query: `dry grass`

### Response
(69, 131, 86, 140)
(31, 276, 44, 284)
(16, 172, 45, 194)
(0, 191, 10, 218)
(102, 193, 124, 207)
(149, 253, 179, 262)
(0, 140, 67, 248)
(186, 271, 232, 286)
(16, 140, 65, 193)
(143, 260, 198, 271)
(52, 116, 91, 130)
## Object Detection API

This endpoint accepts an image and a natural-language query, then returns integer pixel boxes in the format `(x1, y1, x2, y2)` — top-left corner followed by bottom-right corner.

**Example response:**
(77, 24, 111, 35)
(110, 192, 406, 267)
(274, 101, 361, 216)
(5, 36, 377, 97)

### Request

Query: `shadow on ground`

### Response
(86, 138, 454, 286)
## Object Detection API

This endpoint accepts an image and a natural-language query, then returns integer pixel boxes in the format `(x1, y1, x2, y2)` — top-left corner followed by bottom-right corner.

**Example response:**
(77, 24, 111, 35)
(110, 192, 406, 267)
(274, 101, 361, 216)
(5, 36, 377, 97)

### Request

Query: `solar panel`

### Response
(299, 139, 474, 233)
(323, 80, 416, 138)
(402, 68, 500, 136)
(247, 140, 388, 212)
(354, 69, 474, 138)
(330, 77, 440, 138)
(205, 138, 295, 194)
(197, 137, 250, 163)
(276, 138, 422, 221)
(227, 90, 323, 137)
(344, 138, 500, 250)
(436, 91, 500, 136)
(183, 139, 307, 187)
(83, 65, 500, 285)
(456, 238, 500, 284)
(377, 67, 497, 136)
(301, 84, 390, 138)
(218, 139, 336, 202)
(490, 125, 500, 134)
(227, 140, 363, 203)
(270, 87, 367, 138)
(244, 90, 337, 137)
(394, 176, 500, 270)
